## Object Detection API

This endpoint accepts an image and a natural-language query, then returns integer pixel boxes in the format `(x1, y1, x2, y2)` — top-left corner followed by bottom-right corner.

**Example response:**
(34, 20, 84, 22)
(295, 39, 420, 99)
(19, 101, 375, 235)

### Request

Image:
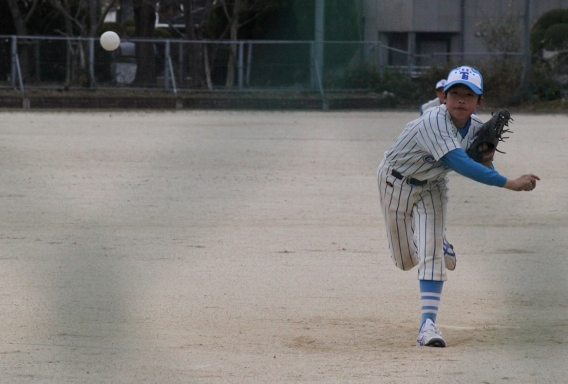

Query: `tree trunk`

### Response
(7, 0, 30, 82)
(133, 0, 157, 86)
(203, 44, 213, 90)
(183, 0, 215, 88)
(62, 3, 75, 86)
(88, 0, 98, 37)
(225, 0, 241, 88)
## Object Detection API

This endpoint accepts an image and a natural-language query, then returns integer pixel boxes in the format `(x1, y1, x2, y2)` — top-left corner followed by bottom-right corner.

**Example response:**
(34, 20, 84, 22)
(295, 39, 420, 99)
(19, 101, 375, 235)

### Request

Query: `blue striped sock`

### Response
(419, 280, 444, 327)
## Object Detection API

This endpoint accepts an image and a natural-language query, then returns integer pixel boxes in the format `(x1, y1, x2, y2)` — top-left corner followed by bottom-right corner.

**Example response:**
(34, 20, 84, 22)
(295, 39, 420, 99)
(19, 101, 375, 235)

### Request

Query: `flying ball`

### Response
(100, 31, 120, 51)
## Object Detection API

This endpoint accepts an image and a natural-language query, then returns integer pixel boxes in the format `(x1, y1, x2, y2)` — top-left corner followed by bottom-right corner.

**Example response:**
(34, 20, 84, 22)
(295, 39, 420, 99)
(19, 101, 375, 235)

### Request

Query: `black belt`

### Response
(391, 169, 427, 186)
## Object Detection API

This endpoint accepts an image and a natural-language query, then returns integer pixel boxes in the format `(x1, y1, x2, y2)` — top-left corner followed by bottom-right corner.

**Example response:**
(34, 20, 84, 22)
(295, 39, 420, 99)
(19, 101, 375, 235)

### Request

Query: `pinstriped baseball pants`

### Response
(378, 161, 449, 281)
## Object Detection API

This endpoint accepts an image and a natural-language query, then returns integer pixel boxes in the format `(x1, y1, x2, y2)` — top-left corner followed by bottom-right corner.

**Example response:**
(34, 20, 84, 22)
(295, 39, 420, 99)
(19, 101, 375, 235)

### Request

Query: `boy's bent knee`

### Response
(393, 261, 416, 271)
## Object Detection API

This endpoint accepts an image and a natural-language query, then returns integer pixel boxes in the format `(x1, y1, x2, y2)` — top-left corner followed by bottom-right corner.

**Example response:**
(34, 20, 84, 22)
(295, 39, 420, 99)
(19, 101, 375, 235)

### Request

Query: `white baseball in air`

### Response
(100, 31, 120, 51)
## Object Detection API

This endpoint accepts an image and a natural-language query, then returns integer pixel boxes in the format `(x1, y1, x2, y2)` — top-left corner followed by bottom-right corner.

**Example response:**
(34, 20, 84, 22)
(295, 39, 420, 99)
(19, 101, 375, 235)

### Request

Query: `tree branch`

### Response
(22, 0, 41, 25)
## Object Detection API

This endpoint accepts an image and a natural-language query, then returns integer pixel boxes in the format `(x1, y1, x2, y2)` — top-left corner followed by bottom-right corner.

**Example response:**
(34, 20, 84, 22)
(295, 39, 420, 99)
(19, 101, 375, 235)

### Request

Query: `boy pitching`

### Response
(377, 66, 540, 347)
(419, 79, 446, 115)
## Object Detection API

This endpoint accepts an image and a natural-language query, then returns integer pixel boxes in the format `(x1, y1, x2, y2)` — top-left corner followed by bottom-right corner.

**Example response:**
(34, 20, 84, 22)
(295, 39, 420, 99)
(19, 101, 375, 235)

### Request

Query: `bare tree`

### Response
(46, 0, 118, 86)
(47, 0, 118, 38)
(153, 0, 219, 89)
(156, 0, 275, 89)
(182, 0, 216, 89)
(133, 0, 158, 86)
(218, 0, 276, 88)
(221, 0, 241, 88)
(6, 0, 40, 82)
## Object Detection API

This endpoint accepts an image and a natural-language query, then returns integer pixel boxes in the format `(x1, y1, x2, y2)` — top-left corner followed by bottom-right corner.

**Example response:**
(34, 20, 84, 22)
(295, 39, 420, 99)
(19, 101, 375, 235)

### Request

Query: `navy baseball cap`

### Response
(444, 66, 483, 95)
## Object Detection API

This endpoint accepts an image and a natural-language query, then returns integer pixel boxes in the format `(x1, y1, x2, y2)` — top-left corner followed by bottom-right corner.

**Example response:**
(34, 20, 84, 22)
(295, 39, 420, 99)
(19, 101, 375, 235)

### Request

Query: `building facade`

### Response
(359, 0, 568, 66)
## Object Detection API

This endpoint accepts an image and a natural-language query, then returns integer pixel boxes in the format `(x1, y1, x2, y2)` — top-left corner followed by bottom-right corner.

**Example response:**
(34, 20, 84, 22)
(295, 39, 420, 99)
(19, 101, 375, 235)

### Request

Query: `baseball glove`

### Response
(466, 109, 513, 166)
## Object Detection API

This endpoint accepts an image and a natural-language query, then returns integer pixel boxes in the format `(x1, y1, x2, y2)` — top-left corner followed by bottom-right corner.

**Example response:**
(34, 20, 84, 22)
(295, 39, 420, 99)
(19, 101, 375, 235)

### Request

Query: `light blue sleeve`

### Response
(440, 148, 506, 187)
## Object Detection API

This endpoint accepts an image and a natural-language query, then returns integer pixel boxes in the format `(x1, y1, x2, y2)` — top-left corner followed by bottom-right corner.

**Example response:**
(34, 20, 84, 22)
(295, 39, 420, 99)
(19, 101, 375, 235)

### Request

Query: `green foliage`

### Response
(417, 65, 454, 91)
(289, 0, 360, 41)
(326, 63, 425, 107)
(154, 28, 172, 38)
(542, 24, 568, 50)
(226, 0, 362, 66)
(290, 1, 311, 39)
(476, 14, 520, 53)
(206, 0, 282, 39)
(328, 62, 381, 89)
(531, 8, 568, 52)
(122, 19, 136, 37)
(529, 61, 563, 101)
(100, 22, 124, 37)
(424, 60, 550, 106)
(532, 8, 567, 31)
(530, 29, 547, 53)
(379, 70, 423, 104)
(241, 0, 287, 39)
(526, 8, 568, 104)
(291, 0, 361, 69)
(327, 59, 567, 107)
(258, 0, 359, 41)
(476, 60, 522, 105)
(327, 1, 360, 41)
(462, 5, 568, 106)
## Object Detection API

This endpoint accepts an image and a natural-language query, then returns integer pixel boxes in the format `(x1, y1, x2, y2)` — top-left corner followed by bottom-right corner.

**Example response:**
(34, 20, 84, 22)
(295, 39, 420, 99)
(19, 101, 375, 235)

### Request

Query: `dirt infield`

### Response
(0, 110, 566, 383)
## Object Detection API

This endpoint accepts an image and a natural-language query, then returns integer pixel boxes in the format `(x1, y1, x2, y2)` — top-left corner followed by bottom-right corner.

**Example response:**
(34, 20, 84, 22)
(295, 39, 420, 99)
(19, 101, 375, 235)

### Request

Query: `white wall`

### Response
(362, 0, 568, 53)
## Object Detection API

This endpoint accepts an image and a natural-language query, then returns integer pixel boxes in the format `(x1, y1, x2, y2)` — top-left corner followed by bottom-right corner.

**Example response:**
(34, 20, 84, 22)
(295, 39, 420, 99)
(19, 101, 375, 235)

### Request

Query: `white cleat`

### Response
(444, 240, 456, 271)
(416, 318, 446, 347)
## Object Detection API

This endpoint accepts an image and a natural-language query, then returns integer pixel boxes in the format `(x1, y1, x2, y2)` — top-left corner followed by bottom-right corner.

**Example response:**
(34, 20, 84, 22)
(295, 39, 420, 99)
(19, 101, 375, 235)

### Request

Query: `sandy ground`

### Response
(0, 110, 567, 383)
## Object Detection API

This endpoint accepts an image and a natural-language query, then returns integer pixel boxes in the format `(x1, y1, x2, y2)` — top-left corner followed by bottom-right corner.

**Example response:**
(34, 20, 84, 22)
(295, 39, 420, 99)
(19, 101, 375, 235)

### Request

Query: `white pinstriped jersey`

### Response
(420, 98, 440, 115)
(383, 104, 484, 181)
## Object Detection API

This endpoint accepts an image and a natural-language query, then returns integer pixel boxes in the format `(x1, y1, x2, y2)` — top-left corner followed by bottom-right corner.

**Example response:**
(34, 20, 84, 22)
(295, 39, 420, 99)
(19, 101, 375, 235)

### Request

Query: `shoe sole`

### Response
(417, 337, 447, 347)
(444, 243, 456, 271)
(425, 338, 446, 347)
(444, 255, 456, 271)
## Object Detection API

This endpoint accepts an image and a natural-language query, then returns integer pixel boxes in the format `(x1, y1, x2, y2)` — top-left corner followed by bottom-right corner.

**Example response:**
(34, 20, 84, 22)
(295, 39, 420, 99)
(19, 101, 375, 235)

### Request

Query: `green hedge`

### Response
(328, 59, 566, 108)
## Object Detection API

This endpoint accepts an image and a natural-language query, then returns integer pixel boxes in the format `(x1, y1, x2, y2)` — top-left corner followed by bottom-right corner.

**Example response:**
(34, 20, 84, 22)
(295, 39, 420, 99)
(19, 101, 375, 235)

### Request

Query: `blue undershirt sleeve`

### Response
(440, 149, 507, 187)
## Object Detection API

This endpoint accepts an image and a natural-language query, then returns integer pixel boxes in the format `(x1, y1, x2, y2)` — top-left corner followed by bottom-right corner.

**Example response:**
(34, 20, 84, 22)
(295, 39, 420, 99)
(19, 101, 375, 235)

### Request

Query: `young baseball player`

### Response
(377, 66, 540, 347)
(419, 79, 446, 115)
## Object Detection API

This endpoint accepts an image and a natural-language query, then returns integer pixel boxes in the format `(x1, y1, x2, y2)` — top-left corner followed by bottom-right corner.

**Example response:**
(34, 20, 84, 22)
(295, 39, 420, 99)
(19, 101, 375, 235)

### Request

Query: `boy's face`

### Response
(445, 84, 483, 126)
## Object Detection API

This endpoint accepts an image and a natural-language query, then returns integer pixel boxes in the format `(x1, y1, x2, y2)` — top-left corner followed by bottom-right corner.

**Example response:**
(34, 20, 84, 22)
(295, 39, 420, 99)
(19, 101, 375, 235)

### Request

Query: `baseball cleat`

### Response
(443, 240, 456, 271)
(416, 318, 446, 347)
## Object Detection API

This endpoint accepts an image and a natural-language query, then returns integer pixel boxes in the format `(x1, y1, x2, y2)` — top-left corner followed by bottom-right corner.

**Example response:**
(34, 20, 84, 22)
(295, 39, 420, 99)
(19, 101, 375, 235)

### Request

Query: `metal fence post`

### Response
(165, 40, 170, 91)
(167, 55, 177, 96)
(89, 37, 95, 89)
(246, 42, 252, 87)
(378, 41, 384, 78)
(312, 48, 328, 111)
(407, 32, 415, 78)
(310, 41, 316, 91)
(238, 41, 244, 90)
(34, 40, 40, 81)
(11, 36, 17, 88)
(11, 41, 25, 97)
(178, 41, 183, 87)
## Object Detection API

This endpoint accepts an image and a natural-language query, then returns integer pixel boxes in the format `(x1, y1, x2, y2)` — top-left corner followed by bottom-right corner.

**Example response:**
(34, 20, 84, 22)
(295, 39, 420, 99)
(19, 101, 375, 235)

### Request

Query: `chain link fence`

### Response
(0, 36, 391, 93)
(0, 35, 526, 106)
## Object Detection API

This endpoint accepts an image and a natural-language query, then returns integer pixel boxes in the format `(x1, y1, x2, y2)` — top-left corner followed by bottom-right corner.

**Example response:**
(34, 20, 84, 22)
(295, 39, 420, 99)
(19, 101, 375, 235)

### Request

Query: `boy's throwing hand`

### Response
(504, 174, 540, 191)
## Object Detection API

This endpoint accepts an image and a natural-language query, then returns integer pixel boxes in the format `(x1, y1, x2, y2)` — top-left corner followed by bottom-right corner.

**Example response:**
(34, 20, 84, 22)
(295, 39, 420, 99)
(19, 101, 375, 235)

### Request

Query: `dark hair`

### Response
(444, 84, 483, 100)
